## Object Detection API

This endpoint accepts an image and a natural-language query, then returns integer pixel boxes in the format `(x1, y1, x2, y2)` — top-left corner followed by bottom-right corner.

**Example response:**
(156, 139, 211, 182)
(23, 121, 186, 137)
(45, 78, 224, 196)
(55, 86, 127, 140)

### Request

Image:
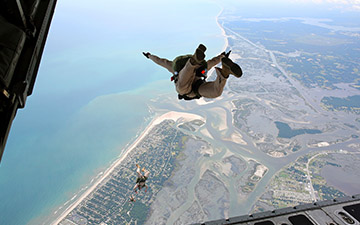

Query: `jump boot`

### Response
(190, 44, 207, 65)
(221, 57, 242, 78)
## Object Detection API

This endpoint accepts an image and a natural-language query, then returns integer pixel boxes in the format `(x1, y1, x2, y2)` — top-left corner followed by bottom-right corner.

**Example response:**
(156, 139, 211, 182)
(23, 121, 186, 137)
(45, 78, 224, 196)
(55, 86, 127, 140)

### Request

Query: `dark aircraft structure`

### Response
(0, 0, 57, 162)
(1, 2, 359, 225)
(195, 194, 360, 225)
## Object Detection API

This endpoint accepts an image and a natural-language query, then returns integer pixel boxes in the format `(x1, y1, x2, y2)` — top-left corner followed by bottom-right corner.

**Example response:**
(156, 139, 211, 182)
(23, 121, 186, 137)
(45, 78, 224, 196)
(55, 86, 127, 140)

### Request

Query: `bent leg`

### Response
(133, 183, 139, 192)
(136, 167, 142, 178)
(176, 59, 197, 95)
(198, 67, 227, 98)
(144, 169, 150, 179)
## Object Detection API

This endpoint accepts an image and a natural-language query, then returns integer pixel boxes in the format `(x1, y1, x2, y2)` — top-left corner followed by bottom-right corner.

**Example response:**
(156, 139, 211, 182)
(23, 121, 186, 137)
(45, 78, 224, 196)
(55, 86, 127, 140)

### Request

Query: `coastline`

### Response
(216, 7, 229, 53)
(51, 111, 203, 225)
(0, 2, 232, 225)
(52, 8, 226, 225)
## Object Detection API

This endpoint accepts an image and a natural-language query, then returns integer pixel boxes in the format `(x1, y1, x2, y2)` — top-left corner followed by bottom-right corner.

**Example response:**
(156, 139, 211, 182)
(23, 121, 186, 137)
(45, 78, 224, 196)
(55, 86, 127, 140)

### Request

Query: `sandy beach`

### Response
(51, 111, 203, 225)
(216, 8, 229, 54)
(52, 8, 226, 225)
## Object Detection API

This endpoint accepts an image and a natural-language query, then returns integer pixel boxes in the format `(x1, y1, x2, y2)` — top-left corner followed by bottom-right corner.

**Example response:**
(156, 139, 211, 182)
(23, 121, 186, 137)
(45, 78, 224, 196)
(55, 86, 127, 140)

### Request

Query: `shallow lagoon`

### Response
(275, 121, 322, 139)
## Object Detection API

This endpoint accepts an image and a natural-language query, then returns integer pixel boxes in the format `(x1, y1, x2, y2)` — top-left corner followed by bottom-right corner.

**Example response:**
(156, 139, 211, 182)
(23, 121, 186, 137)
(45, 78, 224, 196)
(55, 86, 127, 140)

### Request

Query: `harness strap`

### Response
(171, 71, 179, 83)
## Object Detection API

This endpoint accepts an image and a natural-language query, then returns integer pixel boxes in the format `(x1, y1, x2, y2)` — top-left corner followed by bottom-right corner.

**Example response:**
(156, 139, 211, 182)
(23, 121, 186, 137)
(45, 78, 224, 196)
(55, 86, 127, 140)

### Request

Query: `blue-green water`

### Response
(0, 0, 224, 224)
(275, 121, 322, 139)
(322, 95, 360, 109)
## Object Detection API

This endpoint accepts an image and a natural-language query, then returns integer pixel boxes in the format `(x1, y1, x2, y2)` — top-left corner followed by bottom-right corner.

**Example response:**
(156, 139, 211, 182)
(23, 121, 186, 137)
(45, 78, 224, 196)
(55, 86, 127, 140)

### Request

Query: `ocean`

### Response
(0, 0, 225, 224)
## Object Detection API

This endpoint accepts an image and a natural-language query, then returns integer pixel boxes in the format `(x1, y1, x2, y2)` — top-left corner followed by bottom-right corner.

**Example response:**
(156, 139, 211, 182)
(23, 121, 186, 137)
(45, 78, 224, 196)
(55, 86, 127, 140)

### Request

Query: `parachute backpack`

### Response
(171, 55, 208, 100)
(136, 176, 147, 184)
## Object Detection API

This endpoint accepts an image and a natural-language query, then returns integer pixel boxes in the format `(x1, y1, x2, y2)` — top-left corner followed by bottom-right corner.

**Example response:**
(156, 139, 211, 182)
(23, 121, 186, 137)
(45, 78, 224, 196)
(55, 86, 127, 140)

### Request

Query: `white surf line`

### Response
(52, 111, 203, 224)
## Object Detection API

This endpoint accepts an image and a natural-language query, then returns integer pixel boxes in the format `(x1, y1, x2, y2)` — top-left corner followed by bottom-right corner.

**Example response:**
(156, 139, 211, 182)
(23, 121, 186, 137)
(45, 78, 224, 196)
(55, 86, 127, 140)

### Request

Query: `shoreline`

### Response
(216, 7, 229, 53)
(51, 111, 203, 225)
(52, 8, 226, 225)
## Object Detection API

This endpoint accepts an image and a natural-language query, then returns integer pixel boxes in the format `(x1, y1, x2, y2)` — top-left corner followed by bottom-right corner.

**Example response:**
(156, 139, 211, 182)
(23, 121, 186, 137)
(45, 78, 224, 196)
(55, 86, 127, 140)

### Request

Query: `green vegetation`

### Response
(62, 120, 190, 225)
(308, 154, 347, 201)
(178, 124, 196, 132)
(291, 145, 301, 152)
(242, 182, 256, 192)
(313, 184, 346, 200)
(253, 150, 352, 213)
(279, 171, 289, 179)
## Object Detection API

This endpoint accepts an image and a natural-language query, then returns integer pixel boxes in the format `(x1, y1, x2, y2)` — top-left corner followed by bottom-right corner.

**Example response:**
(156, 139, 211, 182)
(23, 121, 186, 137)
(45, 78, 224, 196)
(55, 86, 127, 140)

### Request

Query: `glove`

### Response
(143, 52, 150, 59)
(222, 50, 231, 58)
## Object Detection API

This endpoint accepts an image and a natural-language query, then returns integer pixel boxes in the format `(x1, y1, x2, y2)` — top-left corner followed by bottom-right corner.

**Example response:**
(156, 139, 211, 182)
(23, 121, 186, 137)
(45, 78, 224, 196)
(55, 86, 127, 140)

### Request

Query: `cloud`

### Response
(289, 0, 360, 10)
(291, 0, 357, 3)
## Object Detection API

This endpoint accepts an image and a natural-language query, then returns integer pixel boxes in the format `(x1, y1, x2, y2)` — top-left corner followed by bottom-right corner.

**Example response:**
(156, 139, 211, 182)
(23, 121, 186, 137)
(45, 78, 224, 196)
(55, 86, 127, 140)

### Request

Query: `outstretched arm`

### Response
(143, 52, 174, 73)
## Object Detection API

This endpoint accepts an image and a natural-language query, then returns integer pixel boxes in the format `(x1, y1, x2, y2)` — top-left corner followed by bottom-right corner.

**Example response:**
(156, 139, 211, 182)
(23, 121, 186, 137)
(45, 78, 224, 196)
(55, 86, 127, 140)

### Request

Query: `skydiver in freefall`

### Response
(129, 194, 136, 202)
(133, 164, 150, 194)
(143, 44, 242, 101)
